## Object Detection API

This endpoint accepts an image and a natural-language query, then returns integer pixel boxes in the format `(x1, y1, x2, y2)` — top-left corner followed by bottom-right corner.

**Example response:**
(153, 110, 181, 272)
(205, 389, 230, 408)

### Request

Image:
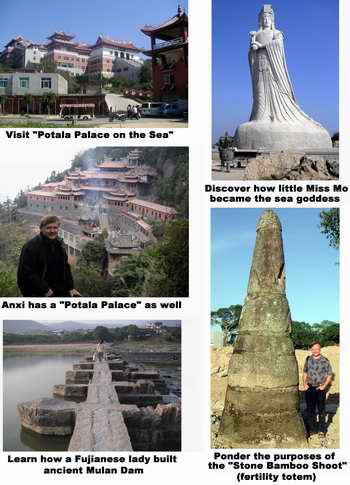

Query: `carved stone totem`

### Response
(219, 210, 307, 447)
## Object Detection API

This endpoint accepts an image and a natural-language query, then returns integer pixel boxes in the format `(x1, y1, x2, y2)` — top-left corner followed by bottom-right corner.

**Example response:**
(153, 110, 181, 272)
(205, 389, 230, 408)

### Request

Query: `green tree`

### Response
(320, 208, 339, 249)
(42, 92, 56, 115)
(72, 263, 112, 297)
(0, 261, 21, 297)
(39, 58, 57, 73)
(211, 305, 242, 346)
(75, 73, 90, 93)
(0, 94, 7, 114)
(23, 94, 33, 114)
(79, 237, 106, 266)
(291, 321, 315, 349)
(94, 325, 112, 341)
(111, 254, 148, 297)
(142, 219, 189, 297)
(138, 60, 152, 88)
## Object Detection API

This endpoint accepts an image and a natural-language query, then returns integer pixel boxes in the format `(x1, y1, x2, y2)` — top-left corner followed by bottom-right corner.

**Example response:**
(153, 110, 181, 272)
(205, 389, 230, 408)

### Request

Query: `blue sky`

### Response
(212, 0, 339, 142)
(0, 0, 188, 51)
(212, 208, 339, 323)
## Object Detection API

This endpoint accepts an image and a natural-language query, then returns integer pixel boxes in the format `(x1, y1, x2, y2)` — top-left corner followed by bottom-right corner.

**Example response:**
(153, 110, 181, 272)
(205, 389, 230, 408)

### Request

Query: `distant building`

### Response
(145, 321, 164, 334)
(87, 36, 143, 81)
(127, 198, 177, 221)
(0, 31, 143, 81)
(45, 32, 91, 76)
(141, 6, 188, 101)
(0, 36, 47, 68)
(0, 72, 68, 96)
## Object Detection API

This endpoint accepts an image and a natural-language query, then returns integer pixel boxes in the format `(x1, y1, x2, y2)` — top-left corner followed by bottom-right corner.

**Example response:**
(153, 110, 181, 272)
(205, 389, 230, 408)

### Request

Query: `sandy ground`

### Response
(4, 340, 181, 353)
(3, 342, 96, 353)
(211, 346, 339, 448)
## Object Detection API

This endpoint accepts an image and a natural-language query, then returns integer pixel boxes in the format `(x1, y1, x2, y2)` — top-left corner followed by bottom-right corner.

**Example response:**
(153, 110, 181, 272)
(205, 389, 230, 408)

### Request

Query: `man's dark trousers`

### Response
(305, 385, 326, 433)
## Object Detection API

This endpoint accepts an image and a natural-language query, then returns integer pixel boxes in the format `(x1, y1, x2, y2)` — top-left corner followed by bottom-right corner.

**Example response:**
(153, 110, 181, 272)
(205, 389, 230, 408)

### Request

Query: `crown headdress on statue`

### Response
(259, 4, 275, 26)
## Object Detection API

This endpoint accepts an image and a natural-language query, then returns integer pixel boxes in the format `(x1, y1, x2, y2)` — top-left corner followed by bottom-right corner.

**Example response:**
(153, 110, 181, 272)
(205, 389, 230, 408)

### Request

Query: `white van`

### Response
(140, 102, 166, 117)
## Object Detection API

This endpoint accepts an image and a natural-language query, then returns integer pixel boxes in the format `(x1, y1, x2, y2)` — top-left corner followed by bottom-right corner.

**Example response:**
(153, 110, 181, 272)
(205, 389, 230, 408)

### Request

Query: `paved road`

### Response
(0, 115, 188, 129)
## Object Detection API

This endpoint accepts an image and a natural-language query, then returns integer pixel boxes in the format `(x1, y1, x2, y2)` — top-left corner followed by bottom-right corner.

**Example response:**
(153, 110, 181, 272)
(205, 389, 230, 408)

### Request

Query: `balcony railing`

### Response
(153, 37, 184, 50)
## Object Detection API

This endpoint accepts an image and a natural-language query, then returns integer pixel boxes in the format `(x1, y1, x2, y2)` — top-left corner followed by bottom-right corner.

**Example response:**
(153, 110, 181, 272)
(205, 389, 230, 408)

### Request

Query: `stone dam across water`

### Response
(17, 351, 181, 451)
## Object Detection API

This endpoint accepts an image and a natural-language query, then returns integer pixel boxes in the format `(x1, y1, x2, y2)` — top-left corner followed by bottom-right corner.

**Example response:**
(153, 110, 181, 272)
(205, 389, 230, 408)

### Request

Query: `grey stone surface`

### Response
(69, 406, 133, 451)
(244, 151, 339, 180)
(17, 398, 77, 435)
(234, 5, 332, 151)
(219, 210, 308, 447)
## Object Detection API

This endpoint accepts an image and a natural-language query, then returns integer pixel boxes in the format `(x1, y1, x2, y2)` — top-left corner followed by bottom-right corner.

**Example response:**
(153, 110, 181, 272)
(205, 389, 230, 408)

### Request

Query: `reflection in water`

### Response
(20, 428, 71, 452)
(3, 353, 78, 452)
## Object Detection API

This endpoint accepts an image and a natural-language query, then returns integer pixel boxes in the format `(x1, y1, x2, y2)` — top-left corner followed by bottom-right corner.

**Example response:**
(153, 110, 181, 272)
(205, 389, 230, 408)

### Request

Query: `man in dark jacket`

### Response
(17, 215, 81, 297)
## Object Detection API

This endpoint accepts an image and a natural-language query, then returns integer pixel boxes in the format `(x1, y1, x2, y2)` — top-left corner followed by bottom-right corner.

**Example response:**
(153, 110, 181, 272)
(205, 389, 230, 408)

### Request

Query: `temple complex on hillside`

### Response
(21, 149, 177, 274)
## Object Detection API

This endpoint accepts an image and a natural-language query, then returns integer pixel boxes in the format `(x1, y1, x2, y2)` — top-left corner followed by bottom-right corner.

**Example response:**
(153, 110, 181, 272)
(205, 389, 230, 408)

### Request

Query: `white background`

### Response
(1, 0, 349, 483)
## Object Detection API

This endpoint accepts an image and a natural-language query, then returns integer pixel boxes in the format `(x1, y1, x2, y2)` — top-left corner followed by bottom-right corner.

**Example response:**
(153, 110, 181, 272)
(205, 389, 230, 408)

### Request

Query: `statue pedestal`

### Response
(234, 120, 332, 151)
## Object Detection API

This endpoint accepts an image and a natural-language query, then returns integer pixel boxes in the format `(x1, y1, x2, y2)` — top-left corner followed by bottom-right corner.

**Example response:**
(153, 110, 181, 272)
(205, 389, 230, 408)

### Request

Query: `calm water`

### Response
(3, 353, 79, 452)
(4, 353, 181, 452)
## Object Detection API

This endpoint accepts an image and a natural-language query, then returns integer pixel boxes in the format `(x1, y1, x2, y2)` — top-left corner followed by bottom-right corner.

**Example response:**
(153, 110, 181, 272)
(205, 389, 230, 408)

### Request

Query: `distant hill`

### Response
(48, 321, 100, 332)
(47, 320, 181, 331)
(3, 320, 51, 334)
(3, 320, 181, 334)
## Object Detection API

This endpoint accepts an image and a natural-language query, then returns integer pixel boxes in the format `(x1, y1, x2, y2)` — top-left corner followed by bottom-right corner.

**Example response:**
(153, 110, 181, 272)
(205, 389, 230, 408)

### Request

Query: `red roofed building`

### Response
(87, 35, 143, 81)
(0, 36, 47, 68)
(141, 6, 188, 101)
(127, 198, 177, 221)
(45, 32, 92, 76)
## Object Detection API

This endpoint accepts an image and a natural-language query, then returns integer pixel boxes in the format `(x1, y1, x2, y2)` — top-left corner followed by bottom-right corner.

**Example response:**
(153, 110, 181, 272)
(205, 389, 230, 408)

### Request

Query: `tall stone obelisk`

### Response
(219, 210, 307, 447)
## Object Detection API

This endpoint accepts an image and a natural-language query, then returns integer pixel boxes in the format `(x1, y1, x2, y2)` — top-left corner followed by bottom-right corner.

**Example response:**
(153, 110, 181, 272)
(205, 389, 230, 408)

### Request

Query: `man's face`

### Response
(41, 223, 59, 239)
(311, 344, 321, 358)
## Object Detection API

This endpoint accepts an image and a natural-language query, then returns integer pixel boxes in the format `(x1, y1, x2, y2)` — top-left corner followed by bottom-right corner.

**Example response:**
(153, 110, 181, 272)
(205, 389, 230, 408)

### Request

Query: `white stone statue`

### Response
(234, 5, 332, 150)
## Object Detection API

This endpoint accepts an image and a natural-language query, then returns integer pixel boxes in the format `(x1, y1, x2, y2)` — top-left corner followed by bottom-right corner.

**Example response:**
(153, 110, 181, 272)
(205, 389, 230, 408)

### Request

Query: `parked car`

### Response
(161, 103, 187, 118)
(140, 102, 166, 117)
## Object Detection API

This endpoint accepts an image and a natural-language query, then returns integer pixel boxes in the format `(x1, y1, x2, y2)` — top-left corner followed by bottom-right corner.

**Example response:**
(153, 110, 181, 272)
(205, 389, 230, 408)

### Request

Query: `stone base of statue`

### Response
(234, 120, 332, 151)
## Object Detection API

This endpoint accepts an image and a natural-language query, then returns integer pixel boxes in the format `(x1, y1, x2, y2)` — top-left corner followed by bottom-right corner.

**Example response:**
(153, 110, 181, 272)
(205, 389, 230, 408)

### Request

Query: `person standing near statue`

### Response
(17, 215, 81, 297)
(303, 342, 333, 435)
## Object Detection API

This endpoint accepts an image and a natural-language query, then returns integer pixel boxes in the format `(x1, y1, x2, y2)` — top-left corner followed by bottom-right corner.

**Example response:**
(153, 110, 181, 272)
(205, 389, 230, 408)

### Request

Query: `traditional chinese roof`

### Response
(98, 160, 129, 169)
(47, 32, 75, 41)
(26, 190, 57, 197)
(92, 36, 140, 52)
(137, 219, 151, 231)
(80, 171, 123, 180)
(4, 36, 31, 48)
(128, 198, 177, 215)
(141, 6, 188, 38)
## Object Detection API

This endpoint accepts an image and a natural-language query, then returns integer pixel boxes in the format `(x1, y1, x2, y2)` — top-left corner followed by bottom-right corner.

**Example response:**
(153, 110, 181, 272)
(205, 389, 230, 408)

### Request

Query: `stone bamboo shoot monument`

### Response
(234, 5, 332, 151)
(219, 210, 307, 447)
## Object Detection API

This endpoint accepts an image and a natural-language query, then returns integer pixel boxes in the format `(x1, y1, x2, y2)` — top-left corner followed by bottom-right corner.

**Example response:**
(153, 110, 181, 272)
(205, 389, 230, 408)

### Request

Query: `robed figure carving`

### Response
(234, 5, 332, 150)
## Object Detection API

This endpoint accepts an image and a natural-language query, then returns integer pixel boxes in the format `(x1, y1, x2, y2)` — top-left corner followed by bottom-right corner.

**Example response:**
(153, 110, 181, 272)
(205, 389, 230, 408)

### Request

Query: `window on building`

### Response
(19, 77, 30, 88)
(123, 67, 128, 71)
(41, 77, 52, 89)
(116, 68, 122, 73)
(0, 78, 8, 87)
